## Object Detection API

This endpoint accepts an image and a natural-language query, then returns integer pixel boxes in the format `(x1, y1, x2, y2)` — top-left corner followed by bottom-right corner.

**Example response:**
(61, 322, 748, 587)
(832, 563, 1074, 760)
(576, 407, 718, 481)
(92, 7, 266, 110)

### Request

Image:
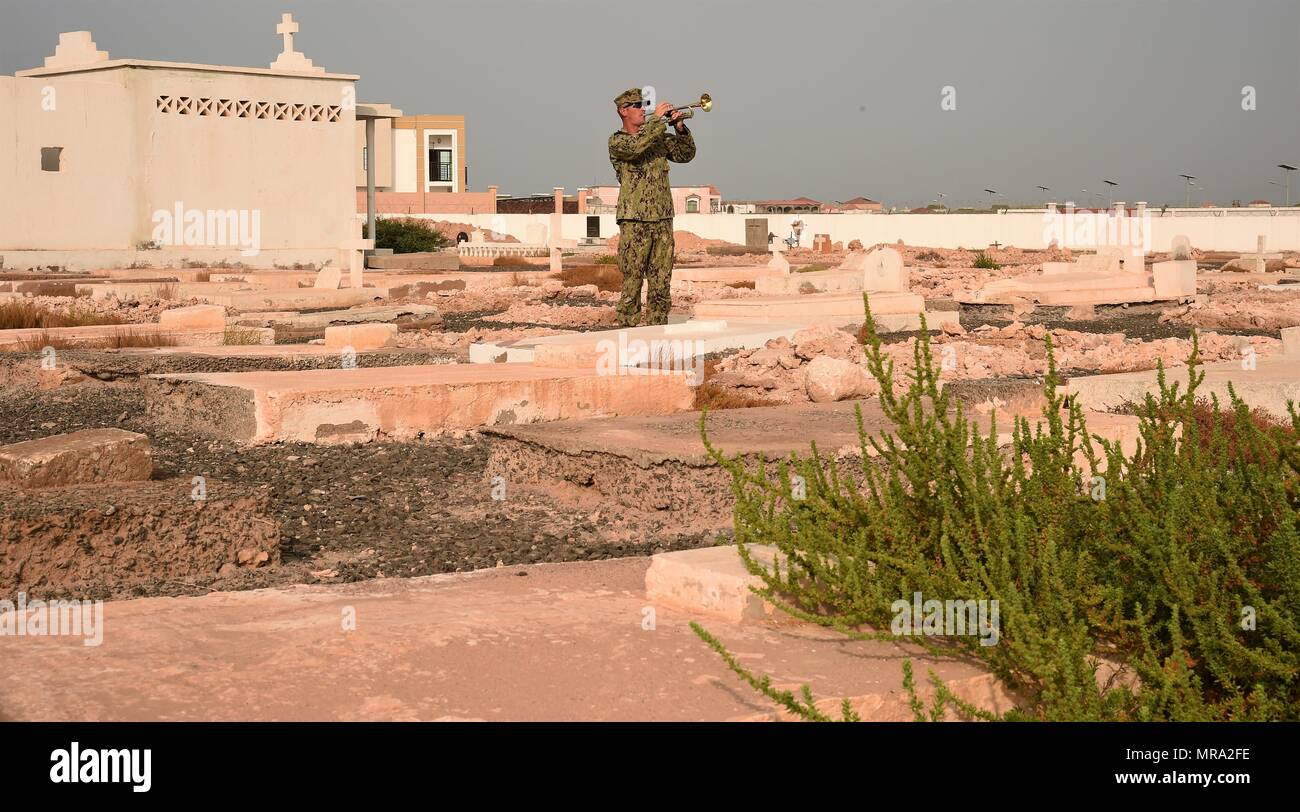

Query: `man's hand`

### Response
(655, 102, 685, 123)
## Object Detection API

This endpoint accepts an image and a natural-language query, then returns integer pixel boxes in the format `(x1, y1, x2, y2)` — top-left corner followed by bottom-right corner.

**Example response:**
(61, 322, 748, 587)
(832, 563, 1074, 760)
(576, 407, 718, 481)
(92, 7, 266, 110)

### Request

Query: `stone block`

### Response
(0, 429, 151, 488)
(645, 545, 780, 622)
(158, 304, 226, 331)
(313, 266, 342, 290)
(1151, 260, 1196, 300)
(323, 323, 398, 350)
(1282, 326, 1300, 357)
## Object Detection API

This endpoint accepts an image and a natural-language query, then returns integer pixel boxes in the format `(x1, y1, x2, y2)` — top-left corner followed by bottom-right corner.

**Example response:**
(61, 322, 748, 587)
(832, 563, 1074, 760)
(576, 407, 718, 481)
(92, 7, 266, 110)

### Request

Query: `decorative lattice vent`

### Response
(155, 95, 342, 123)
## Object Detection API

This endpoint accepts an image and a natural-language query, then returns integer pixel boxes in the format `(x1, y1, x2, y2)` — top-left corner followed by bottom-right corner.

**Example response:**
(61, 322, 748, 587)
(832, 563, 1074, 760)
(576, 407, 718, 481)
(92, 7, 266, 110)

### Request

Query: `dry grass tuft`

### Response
(223, 328, 265, 346)
(8, 327, 178, 352)
(492, 255, 536, 268)
(692, 358, 772, 410)
(0, 301, 125, 329)
(558, 265, 622, 293)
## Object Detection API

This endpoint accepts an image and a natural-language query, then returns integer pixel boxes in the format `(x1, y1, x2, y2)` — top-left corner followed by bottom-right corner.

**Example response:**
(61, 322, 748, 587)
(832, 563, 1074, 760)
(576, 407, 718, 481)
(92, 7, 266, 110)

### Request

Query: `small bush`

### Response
(695, 294, 1300, 721)
(363, 218, 449, 254)
(973, 251, 1002, 269)
(594, 254, 618, 265)
(796, 263, 832, 274)
(916, 250, 942, 262)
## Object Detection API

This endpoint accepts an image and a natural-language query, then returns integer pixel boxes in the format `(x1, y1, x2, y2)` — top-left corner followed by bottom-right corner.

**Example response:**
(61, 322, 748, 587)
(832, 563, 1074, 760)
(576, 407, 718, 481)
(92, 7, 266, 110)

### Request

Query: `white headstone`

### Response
(862, 247, 907, 292)
(1171, 234, 1192, 261)
(313, 265, 342, 290)
(768, 245, 791, 274)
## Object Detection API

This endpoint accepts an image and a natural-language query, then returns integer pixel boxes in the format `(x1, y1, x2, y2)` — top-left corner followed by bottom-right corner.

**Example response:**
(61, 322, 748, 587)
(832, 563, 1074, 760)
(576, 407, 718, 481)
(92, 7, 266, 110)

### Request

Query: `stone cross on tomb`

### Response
(277, 13, 299, 53)
(270, 13, 324, 74)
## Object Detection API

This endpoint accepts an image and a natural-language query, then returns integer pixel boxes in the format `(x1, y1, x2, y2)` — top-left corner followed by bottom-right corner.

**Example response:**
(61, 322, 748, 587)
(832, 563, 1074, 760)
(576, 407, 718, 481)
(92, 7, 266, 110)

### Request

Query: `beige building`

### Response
(354, 114, 467, 194)
(0, 19, 376, 269)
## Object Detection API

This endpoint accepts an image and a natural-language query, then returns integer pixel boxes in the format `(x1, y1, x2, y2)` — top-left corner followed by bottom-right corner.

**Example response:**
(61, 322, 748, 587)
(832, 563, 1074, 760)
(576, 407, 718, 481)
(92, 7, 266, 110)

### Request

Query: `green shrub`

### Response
(973, 251, 1002, 269)
(695, 294, 1300, 721)
(594, 254, 618, 265)
(362, 218, 448, 254)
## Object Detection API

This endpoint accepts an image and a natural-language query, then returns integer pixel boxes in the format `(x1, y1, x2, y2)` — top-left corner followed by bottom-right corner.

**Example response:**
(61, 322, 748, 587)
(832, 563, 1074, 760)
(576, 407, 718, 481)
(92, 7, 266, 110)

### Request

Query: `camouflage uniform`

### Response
(609, 87, 696, 326)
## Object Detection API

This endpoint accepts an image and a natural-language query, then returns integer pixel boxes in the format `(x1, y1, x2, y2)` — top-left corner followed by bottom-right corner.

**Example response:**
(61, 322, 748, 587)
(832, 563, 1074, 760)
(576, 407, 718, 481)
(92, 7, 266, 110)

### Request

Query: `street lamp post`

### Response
(1279, 164, 1298, 206)
(1103, 180, 1118, 207)
(1179, 174, 1196, 208)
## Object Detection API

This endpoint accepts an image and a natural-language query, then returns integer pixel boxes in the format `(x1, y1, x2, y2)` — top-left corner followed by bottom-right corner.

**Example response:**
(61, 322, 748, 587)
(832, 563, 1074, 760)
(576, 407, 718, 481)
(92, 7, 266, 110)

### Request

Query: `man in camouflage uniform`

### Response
(609, 87, 696, 326)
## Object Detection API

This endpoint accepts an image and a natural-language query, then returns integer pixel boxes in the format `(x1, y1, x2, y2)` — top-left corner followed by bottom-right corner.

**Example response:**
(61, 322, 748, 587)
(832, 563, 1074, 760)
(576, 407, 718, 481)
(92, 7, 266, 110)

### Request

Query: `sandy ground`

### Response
(0, 555, 1000, 722)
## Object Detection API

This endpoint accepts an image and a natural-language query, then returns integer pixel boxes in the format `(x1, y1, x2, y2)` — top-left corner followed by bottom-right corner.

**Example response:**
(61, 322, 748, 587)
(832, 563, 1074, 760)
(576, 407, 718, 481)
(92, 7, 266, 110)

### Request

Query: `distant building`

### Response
(723, 197, 821, 214)
(837, 196, 884, 213)
(356, 114, 467, 194)
(583, 185, 720, 215)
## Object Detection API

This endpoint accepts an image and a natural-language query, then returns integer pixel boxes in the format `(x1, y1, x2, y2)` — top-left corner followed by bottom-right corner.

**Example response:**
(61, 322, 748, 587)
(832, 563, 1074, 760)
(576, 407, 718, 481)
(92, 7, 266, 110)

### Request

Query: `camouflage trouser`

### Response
(616, 219, 674, 327)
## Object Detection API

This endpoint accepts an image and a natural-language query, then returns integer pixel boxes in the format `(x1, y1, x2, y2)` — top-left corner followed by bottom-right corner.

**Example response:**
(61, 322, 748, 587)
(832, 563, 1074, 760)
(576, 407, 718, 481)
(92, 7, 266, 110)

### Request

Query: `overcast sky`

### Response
(3, 0, 1297, 208)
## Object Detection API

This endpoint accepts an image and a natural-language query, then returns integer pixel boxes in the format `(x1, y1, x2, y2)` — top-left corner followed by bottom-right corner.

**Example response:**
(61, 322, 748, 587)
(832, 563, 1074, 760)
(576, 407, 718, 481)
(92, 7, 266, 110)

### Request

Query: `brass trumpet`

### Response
(664, 92, 712, 121)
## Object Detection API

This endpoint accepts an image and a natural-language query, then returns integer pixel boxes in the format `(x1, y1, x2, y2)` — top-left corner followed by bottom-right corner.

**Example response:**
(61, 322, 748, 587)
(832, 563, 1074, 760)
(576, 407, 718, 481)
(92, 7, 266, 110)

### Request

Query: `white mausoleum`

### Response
(0, 15, 396, 270)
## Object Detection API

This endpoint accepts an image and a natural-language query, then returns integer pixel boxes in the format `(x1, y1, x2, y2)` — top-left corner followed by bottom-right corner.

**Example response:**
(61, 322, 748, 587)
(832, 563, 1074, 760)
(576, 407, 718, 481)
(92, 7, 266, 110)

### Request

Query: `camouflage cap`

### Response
(614, 87, 643, 106)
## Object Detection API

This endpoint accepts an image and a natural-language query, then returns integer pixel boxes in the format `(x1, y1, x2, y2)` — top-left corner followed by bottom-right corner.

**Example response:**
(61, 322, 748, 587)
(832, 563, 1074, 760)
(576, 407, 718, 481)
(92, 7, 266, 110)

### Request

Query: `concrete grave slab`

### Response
(144, 363, 698, 445)
(469, 319, 809, 368)
(1067, 357, 1300, 421)
(0, 429, 151, 488)
(366, 251, 460, 271)
(693, 291, 926, 331)
(484, 399, 1141, 528)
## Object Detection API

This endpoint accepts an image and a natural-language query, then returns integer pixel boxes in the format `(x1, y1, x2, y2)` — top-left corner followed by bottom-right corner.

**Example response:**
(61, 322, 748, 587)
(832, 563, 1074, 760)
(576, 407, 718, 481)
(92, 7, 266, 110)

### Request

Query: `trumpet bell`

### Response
(698, 93, 712, 112)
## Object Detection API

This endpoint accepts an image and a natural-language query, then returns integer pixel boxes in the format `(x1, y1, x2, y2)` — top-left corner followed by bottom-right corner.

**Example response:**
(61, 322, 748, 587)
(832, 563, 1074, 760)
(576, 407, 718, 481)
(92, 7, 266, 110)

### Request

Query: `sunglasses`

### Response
(619, 102, 646, 110)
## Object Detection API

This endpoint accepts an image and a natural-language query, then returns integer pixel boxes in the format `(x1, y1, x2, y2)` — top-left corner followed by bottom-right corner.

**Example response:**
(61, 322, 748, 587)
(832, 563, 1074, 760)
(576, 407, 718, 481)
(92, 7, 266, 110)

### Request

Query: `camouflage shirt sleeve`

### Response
(608, 116, 667, 163)
(665, 126, 695, 163)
